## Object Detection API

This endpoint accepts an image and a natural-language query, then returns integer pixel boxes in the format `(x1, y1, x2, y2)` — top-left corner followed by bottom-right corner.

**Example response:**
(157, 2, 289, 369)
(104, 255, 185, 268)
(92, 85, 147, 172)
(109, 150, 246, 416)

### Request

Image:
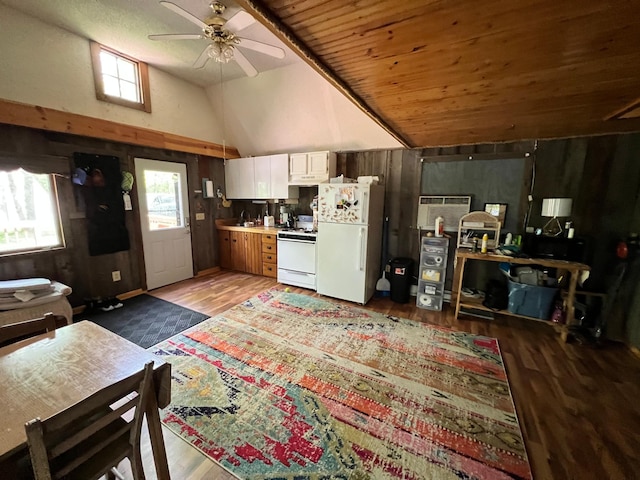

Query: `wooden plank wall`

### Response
(1, 120, 638, 346)
(339, 134, 640, 344)
(0, 124, 226, 306)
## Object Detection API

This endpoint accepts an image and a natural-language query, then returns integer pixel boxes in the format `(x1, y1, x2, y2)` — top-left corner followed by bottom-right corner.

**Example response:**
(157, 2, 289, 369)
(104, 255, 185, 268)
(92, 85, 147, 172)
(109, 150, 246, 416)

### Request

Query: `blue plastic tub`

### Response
(507, 279, 558, 320)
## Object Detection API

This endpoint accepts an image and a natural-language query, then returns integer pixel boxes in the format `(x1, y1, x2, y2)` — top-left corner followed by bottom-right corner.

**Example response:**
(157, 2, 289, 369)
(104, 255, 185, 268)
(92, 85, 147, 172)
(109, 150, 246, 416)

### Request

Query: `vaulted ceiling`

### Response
(4, 0, 640, 149)
(236, 0, 640, 148)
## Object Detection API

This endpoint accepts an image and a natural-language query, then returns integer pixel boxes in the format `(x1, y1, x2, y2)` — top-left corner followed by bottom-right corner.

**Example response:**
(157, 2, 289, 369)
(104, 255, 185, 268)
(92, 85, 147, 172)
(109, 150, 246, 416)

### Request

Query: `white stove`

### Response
(277, 228, 317, 241)
(277, 222, 317, 290)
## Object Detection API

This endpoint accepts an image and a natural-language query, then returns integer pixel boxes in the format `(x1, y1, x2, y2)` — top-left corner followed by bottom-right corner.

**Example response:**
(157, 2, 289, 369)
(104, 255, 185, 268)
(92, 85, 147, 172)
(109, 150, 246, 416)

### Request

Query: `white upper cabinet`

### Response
(289, 151, 337, 185)
(225, 154, 299, 200)
(225, 157, 255, 199)
(253, 155, 271, 198)
(270, 154, 299, 199)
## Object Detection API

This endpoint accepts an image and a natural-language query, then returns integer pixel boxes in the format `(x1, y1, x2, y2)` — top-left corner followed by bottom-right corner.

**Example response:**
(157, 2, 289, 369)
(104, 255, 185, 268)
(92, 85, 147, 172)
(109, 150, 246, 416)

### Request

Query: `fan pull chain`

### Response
(219, 62, 227, 160)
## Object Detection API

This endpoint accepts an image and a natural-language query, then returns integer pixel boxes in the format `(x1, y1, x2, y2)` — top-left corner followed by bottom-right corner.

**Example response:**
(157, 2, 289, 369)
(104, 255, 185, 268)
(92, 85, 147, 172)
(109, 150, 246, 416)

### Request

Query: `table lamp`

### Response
(541, 198, 572, 236)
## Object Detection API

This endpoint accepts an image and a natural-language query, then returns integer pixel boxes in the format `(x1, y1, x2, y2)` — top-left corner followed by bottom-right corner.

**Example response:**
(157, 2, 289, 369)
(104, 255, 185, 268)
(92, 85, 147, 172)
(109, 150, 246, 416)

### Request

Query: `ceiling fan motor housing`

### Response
(206, 1, 227, 27)
(152, 0, 284, 76)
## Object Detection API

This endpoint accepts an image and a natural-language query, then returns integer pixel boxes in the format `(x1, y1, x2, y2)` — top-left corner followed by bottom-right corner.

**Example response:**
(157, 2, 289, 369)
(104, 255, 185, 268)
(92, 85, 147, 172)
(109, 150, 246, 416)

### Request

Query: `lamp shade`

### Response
(541, 198, 572, 217)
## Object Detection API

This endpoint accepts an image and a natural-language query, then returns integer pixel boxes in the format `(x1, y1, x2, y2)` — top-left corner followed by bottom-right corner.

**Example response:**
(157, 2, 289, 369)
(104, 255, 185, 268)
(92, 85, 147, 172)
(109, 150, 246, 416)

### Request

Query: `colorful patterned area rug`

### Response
(150, 288, 532, 479)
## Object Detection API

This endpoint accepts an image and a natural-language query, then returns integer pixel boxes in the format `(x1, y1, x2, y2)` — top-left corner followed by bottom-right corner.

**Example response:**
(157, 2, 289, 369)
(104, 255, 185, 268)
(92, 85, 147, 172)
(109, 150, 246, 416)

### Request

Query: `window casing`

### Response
(0, 169, 65, 255)
(90, 42, 151, 113)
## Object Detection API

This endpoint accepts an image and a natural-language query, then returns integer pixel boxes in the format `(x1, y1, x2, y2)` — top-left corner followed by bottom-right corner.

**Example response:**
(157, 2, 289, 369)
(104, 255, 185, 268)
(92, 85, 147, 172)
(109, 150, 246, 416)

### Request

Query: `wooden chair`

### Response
(24, 361, 170, 480)
(0, 312, 58, 348)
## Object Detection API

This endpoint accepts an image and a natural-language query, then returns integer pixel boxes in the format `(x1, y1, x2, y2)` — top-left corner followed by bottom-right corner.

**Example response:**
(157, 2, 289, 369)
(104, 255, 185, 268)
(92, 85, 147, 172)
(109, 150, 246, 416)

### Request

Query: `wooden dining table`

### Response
(0, 320, 171, 479)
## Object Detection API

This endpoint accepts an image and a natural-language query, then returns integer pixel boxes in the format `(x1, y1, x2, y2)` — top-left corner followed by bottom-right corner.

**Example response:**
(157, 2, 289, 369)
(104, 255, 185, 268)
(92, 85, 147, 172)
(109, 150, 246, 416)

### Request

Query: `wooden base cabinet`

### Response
(218, 230, 232, 270)
(219, 229, 272, 276)
(229, 231, 246, 272)
(245, 232, 263, 275)
(262, 233, 277, 278)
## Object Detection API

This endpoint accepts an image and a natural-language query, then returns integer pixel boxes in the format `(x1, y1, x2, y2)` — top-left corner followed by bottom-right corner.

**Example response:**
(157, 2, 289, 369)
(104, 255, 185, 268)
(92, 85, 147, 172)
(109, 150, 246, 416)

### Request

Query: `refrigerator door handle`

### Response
(359, 227, 366, 271)
(362, 190, 369, 223)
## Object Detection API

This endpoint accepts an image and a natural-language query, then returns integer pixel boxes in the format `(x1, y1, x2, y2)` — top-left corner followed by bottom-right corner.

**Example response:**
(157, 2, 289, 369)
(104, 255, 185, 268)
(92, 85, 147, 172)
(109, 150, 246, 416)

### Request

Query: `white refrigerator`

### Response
(316, 183, 385, 304)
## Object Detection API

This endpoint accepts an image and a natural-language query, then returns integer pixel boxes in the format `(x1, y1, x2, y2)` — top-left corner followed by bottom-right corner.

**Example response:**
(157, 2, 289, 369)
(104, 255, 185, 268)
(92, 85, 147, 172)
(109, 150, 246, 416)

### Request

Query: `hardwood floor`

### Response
(122, 270, 640, 479)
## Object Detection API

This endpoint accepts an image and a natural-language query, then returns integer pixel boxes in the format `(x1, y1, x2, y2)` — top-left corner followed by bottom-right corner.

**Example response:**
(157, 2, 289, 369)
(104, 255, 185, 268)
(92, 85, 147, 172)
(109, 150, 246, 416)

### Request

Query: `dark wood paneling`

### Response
(0, 124, 224, 304)
(342, 134, 640, 346)
(421, 157, 526, 233)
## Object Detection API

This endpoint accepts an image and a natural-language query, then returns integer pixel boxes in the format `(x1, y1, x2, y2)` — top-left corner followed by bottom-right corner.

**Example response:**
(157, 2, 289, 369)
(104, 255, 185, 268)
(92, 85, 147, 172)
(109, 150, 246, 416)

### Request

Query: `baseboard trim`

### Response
(73, 288, 146, 315)
(196, 267, 221, 277)
(118, 289, 146, 301)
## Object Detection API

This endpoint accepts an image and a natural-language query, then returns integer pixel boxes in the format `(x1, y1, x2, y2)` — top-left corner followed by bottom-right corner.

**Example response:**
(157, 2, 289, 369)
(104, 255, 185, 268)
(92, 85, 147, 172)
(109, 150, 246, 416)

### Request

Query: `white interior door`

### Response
(134, 158, 193, 290)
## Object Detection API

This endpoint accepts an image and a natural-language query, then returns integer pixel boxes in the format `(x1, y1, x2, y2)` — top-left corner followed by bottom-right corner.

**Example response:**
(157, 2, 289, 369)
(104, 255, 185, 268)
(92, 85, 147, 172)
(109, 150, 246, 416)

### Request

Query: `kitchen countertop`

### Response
(215, 219, 282, 235)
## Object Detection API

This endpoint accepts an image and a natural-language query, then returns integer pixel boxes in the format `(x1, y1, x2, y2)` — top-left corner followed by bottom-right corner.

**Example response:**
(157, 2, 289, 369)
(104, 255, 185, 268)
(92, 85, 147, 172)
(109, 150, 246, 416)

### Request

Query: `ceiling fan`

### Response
(148, 1, 285, 77)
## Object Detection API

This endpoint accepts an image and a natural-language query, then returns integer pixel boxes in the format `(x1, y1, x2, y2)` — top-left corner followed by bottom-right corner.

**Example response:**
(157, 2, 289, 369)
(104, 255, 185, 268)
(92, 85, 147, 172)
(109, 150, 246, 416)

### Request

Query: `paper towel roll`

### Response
(205, 180, 214, 198)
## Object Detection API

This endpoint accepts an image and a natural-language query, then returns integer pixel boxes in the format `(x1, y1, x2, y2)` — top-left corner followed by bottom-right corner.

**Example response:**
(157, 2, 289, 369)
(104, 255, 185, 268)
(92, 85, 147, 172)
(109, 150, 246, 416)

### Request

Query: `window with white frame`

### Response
(0, 169, 64, 254)
(90, 42, 151, 112)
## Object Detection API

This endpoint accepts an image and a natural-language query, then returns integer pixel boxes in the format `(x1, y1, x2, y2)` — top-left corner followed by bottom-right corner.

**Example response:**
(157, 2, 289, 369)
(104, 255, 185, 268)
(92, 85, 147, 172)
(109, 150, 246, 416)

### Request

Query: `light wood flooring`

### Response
(120, 270, 640, 479)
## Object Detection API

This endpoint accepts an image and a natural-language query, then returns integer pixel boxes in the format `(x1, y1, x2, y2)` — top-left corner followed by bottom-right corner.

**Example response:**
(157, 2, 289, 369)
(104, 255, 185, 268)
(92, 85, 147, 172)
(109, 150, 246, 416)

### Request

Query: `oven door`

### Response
(277, 238, 316, 274)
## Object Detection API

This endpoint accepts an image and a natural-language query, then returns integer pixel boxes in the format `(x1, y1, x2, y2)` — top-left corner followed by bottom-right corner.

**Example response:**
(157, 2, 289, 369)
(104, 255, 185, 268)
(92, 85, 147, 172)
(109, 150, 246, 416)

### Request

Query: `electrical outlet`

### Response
(112, 270, 121, 282)
(196, 212, 205, 221)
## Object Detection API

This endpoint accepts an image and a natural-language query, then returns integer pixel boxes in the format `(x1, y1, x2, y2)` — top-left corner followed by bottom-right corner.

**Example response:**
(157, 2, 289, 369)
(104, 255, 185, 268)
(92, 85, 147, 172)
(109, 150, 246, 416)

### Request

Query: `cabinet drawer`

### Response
(262, 242, 277, 254)
(262, 252, 277, 264)
(263, 263, 277, 277)
(262, 234, 277, 244)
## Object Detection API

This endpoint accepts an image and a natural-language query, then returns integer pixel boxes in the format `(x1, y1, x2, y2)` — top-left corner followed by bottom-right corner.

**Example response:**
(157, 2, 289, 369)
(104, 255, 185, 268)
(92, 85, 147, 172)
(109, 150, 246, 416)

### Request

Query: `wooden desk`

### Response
(453, 250, 591, 341)
(0, 321, 171, 478)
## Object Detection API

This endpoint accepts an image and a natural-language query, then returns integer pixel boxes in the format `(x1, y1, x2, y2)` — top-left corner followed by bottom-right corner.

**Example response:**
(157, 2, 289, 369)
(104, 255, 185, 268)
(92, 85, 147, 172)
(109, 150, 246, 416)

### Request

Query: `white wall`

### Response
(0, 4, 224, 145)
(0, 4, 403, 156)
(205, 63, 404, 157)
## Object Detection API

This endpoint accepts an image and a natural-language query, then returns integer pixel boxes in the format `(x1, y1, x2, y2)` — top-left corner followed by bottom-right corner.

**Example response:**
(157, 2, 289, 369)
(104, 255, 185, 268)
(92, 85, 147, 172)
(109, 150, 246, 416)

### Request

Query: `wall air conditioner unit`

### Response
(417, 196, 471, 232)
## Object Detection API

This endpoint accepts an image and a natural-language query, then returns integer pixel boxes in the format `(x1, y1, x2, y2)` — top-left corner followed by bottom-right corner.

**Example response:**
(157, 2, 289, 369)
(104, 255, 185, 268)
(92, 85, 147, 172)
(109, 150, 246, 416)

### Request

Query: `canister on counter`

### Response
(472, 237, 478, 252)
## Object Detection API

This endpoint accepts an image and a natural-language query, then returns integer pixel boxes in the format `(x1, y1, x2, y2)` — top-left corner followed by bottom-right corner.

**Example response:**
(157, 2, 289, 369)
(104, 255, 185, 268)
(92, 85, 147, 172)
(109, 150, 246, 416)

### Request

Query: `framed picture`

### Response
(484, 203, 507, 227)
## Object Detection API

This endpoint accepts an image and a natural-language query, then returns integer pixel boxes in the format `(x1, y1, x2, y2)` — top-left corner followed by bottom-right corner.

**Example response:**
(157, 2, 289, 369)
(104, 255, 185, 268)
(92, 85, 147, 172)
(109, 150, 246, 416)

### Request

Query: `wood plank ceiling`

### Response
(236, 0, 640, 148)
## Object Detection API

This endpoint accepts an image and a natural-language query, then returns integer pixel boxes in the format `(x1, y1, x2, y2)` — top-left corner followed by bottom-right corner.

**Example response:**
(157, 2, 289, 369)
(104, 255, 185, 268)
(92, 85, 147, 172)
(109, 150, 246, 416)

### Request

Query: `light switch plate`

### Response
(196, 213, 205, 221)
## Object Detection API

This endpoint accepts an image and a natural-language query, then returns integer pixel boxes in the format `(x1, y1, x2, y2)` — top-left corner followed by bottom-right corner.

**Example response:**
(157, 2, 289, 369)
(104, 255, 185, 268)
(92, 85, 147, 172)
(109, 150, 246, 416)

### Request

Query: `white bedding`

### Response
(0, 296, 73, 327)
(0, 280, 73, 325)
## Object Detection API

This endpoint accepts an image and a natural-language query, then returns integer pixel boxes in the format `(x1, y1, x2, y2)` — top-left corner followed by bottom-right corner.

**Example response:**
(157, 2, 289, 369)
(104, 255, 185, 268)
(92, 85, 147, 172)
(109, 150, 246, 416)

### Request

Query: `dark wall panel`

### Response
(0, 124, 225, 306)
(421, 157, 526, 233)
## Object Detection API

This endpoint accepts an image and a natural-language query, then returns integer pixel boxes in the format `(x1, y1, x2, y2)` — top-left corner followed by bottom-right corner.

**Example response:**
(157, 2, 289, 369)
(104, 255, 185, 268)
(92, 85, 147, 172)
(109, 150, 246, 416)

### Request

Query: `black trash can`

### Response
(389, 257, 414, 303)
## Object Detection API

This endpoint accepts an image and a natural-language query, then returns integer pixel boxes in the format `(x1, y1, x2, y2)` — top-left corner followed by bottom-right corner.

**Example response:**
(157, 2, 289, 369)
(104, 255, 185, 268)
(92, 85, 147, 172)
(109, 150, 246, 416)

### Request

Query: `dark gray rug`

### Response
(74, 294, 209, 348)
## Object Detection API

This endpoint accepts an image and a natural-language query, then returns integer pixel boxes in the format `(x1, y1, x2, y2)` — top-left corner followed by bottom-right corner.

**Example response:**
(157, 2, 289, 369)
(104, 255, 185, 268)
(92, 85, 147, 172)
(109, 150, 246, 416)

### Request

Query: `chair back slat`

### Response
(0, 313, 57, 347)
(49, 396, 138, 459)
(43, 371, 144, 434)
(54, 424, 131, 479)
(25, 361, 157, 480)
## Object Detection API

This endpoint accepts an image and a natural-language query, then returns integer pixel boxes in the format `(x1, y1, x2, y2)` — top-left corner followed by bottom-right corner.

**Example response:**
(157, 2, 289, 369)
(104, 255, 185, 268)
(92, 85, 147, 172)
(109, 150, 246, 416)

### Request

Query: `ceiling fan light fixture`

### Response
(208, 41, 234, 63)
(154, 1, 283, 76)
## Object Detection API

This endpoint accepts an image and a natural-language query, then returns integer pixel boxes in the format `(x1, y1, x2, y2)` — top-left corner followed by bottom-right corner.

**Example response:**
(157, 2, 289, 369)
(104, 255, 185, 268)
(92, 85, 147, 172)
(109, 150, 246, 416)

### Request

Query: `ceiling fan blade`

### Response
(148, 33, 206, 41)
(237, 38, 285, 59)
(160, 1, 208, 30)
(233, 48, 258, 77)
(225, 10, 255, 33)
(193, 45, 212, 69)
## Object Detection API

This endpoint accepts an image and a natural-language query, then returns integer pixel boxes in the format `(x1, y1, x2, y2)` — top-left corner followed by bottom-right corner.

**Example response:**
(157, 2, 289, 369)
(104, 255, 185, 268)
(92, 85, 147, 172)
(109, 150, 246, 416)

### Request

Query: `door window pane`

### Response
(0, 169, 64, 253)
(144, 170, 182, 231)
